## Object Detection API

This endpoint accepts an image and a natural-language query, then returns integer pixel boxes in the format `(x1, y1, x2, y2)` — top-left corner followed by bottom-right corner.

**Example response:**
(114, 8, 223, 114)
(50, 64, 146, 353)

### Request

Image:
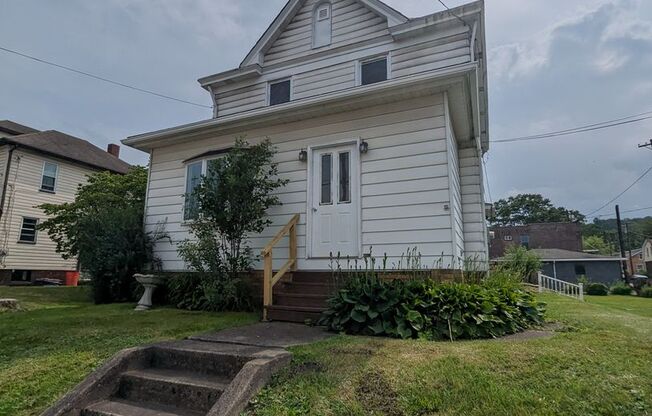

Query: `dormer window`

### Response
(313, 2, 332, 49)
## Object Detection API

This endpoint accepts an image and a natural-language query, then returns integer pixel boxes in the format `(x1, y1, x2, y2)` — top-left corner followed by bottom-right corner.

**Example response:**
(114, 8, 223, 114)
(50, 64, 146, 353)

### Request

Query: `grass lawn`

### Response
(247, 294, 652, 416)
(0, 286, 257, 416)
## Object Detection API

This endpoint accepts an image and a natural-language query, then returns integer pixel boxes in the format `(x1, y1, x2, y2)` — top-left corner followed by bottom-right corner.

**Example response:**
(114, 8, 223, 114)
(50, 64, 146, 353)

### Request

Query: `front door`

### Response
(310, 143, 360, 258)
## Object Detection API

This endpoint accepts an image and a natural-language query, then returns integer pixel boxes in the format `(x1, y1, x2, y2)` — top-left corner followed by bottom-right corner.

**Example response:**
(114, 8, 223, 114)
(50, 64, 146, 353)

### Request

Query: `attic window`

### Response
(313, 3, 332, 48)
(269, 79, 291, 106)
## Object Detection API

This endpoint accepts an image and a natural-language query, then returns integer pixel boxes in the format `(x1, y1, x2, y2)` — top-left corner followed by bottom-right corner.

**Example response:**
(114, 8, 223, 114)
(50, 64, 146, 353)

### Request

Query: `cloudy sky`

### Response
(1, 0, 651, 220)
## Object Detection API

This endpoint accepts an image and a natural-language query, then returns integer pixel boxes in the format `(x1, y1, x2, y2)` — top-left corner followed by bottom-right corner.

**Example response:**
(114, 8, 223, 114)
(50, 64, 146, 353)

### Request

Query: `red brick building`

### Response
(489, 222, 582, 259)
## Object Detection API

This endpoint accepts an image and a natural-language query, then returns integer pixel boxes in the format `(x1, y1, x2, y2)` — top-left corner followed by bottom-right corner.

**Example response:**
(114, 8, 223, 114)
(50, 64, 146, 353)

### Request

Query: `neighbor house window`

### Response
(503, 235, 513, 241)
(574, 264, 586, 276)
(360, 57, 388, 86)
(269, 79, 291, 106)
(41, 162, 58, 192)
(184, 161, 203, 221)
(520, 235, 530, 249)
(19, 217, 38, 243)
(313, 2, 332, 48)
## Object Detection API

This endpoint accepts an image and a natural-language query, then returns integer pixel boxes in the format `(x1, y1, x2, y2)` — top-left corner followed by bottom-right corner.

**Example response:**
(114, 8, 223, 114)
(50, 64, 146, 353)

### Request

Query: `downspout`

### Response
(0, 144, 17, 220)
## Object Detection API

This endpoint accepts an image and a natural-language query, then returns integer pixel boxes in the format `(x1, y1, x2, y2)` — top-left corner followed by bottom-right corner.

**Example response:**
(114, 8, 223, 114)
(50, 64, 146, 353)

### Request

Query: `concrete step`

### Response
(266, 305, 325, 323)
(148, 344, 246, 379)
(117, 369, 229, 413)
(82, 399, 202, 416)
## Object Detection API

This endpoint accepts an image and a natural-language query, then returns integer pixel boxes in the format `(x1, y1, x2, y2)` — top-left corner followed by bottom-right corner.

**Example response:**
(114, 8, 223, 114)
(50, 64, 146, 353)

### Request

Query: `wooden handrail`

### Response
(262, 214, 299, 321)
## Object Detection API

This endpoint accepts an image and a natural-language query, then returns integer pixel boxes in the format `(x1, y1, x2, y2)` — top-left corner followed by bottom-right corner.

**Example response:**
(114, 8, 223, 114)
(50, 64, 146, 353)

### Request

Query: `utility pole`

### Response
(639, 139, 652, 150)
(615, 205, 629, 280)
(625, 222, 634, 276)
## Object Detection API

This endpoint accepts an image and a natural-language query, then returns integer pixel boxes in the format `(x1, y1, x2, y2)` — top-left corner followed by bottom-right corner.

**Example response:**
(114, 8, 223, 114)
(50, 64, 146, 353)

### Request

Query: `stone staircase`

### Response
(265, 272, 339, 323)
(44, 340, 290, 416)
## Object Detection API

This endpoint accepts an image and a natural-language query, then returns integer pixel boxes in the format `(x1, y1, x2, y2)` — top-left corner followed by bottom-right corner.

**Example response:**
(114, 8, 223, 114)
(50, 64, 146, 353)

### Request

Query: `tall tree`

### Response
(490, 194, 585, 226)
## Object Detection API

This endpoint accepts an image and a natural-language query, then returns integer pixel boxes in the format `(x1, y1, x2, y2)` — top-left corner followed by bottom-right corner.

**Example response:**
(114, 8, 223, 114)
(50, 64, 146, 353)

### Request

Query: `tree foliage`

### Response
(583, 217, 652, 252)
(177, 138, 288, 311)
(490, 194, 585, 226)
(38, 167, 166, 304)
(582, 235, 615, 255)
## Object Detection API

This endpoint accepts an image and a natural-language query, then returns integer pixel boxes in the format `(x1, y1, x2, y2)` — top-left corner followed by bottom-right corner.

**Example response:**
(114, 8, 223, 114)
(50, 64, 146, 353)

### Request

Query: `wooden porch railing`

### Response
(262, 214, 299, 321)
(537, 272, 584, 301)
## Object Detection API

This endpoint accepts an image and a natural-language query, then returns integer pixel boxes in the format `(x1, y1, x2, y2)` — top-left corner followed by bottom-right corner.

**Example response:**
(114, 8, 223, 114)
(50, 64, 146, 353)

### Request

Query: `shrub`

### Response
(497, 246, 542, 282)
(610, 282, 633, 296)
(640, 287, 652, 298)
(586, 283, 609, 296)
(319, 275, 546, 341)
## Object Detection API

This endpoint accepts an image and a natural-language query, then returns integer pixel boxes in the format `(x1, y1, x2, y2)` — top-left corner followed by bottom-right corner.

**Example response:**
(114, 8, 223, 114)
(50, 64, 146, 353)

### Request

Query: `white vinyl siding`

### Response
(145, 94, 469, 271)
(444, 94, 464, 267)
(459, 146, 488, 264)
(0, 148, 95, 271)
(212, 18, 471, 120)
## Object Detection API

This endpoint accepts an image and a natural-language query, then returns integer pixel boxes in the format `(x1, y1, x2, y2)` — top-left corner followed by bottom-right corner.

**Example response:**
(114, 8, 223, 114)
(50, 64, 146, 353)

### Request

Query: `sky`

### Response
(1, 0, 651, 220)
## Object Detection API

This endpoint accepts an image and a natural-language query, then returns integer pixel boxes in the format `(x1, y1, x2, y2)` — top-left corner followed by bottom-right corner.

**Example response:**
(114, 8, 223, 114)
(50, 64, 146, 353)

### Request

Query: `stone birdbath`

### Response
(134, 274, 165, 311)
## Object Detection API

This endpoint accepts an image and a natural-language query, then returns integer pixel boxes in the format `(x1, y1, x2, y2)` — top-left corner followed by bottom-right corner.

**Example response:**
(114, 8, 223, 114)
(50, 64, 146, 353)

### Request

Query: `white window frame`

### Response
(18, 217, 39, 244)
(267, 77, 293, 106)
(503, 235, 513, 241)
(182, 156, 225, 224)
(40, 161, 59, 193)
(356, 54, 391, 86)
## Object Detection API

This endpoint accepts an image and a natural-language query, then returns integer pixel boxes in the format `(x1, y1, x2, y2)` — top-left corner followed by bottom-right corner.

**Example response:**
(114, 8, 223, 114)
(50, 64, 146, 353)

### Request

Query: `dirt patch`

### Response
(497, 323, 563, 342)
(285, 360, 325, 377)
(356, 370, 404, 416)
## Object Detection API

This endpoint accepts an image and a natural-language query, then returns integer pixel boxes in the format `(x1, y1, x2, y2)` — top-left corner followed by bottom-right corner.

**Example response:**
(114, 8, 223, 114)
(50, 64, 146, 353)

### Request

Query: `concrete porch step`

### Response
(117, 369, 230, 413)
(81, 399, 202, 416)
(149, 344, 246, 379)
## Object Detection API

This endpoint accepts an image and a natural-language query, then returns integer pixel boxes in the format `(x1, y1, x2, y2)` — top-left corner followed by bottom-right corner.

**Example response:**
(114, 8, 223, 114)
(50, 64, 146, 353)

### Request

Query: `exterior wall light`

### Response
(299, 149, 308, 162)
(359, 140, 369, 154)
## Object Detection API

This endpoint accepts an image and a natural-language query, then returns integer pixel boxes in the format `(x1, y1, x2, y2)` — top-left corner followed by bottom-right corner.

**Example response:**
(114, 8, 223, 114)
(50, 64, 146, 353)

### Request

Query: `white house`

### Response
(0, 121, 131, 285)
(124, 0, 490, 320)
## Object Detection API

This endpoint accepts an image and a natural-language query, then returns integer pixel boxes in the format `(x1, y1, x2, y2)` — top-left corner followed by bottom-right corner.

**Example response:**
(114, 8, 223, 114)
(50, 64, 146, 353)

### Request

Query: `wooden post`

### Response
(263, 252, 273, 321)
(579, 283, 584, 302)
(537, 272, 543, 293)
(289, 224, 298, 272)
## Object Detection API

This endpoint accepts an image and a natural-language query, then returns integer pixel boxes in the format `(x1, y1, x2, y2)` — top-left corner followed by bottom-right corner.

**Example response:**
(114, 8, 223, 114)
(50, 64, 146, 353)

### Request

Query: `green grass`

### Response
(248, 294, 652, 416)
(0, 286, 257, 416)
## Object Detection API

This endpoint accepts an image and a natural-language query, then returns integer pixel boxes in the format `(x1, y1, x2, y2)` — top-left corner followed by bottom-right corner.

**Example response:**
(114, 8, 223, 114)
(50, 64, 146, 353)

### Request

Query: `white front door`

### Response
(310, 143, 360, 258)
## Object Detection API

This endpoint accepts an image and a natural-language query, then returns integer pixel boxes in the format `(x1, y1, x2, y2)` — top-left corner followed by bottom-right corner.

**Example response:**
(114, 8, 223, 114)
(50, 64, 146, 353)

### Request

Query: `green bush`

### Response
(586, 283, 609, 296)
(498, 246, 542, 281)
(610, 282, 633, 296)
(640, 287, 652, 298)
(319, 276, 546, 341)
(166, 273, 252, 312)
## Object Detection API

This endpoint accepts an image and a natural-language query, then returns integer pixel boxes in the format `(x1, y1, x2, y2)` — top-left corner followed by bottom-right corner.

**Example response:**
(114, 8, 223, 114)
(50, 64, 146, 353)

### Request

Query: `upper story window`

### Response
(19, 217, 38, 243)
(269, 79, 291, 106)
(360, 56, 389, 86)
(40, 161, 58, 192)
(184, 157, 223, 222)
(313, 2, 332, 49)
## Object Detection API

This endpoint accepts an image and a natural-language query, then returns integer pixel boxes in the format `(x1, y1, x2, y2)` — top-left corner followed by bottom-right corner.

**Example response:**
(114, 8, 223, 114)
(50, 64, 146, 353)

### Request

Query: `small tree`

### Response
(498, 246, 542, 281)
(38, 167, 166, 304)
(177, 138, 288, 311)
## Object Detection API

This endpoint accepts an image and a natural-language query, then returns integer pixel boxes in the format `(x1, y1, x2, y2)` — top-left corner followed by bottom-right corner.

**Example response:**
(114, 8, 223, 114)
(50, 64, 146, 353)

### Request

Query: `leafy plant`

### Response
(38, 167, 167, 304)
(610, 282, 633, 296)
(586, 283, 609, 296)
(496, 246, 542, 281)
(490, 193, 585, 226)
(177, 138, 287, 311)
(640, 287, 652, 298)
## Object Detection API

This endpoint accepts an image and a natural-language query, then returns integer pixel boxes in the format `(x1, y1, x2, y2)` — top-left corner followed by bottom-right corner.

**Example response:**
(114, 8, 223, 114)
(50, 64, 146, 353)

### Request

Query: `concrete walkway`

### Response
(190, 322, 335, 348)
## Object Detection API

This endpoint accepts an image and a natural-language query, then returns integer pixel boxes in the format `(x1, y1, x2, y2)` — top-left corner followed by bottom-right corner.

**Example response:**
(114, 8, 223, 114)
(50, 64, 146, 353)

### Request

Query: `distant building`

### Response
(0, 121, 131, 286)
(489, 222, 582, 259)
(626, 248, 646, 276)
(532, 248, 624, 284)
(643, 239, 652, 275)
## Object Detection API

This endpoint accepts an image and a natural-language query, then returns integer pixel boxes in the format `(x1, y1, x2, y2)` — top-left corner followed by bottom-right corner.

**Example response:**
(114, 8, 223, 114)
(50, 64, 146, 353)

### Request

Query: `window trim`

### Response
(356, 54, 391, 86)
(267, 77, 293, 106)
(18, 217, 39, 244)
(182, 155, 225, 224)
(40, 161, 59, 193)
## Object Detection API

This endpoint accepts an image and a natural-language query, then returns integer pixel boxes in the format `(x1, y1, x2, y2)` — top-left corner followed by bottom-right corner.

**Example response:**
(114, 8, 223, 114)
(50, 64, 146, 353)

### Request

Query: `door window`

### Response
(320, 153, 332, 205)
(339, 151, 351, 203)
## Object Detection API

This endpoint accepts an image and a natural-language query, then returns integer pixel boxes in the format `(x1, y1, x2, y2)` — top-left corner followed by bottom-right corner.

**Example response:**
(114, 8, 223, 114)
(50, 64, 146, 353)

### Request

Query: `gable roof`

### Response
(0, 120, 39, 136)
(1, 130, 131, 174)
(240, 0, 409, 67)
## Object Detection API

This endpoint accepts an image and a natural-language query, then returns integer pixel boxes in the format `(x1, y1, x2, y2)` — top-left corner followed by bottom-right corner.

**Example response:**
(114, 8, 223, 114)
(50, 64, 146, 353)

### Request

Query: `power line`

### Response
(586, 166, 652, 217)
(482, 155, 493, 204)
(0, 45, 212, 109)
(437, 0, 470, 26)
(596, 206, 652, 217)
(493, 112, 652, 144)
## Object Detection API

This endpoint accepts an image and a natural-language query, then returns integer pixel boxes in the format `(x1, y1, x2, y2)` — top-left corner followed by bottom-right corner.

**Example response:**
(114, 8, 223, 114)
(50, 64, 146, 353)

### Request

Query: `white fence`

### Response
(537, 272, 584, 301)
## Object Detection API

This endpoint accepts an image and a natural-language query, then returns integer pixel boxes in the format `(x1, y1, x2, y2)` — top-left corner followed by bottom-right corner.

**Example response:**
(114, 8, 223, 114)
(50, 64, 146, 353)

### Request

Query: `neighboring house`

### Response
(489, 222, 582, 259)
(626, 248, 645, 276)
(0, 122, 131, 285)
(123, 0, 489, 320)
(643, 239, 652, 275)
(532, 248, 624, 285)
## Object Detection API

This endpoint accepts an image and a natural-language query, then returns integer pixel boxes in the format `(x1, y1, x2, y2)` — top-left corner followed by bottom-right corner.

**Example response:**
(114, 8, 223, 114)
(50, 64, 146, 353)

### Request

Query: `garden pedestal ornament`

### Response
(134, 274, 165, 311)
